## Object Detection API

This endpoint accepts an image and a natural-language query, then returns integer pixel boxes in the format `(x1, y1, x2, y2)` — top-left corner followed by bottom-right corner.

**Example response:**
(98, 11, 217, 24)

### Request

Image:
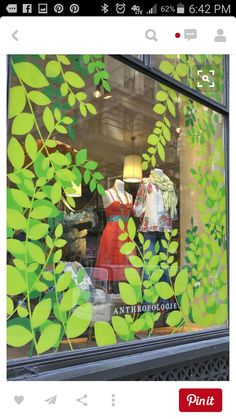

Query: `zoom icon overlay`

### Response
(54, 3, 64, 14)
(70, 4, 80, 13)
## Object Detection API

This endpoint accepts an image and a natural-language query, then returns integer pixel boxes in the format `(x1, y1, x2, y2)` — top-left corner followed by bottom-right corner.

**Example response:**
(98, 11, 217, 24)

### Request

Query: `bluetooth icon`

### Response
(101, 3, 109, 13)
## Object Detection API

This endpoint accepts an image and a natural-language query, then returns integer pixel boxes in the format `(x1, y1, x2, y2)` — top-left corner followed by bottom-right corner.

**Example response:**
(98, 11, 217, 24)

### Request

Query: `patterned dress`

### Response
(133, 178, 176, 232)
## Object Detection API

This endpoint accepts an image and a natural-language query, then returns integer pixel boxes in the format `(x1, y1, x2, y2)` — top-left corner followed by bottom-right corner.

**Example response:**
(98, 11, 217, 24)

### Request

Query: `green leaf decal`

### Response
(64, 71, 85, 88)
(130, 318, 145, 332)
(86, 103, 97, 115)
(58, 55, 71, 65)
(46, 60, 61, 78)
(28, 90, 51, 105)
(124, 268, 142, 287)
(181, 293, 190, 316)
(156, 91, 168, 101)
(37, 323, 61, 354)
(53, 249, 62, 263)
(112, 316, 129, 337)
(168, 241, 178, 254)
(31, 298, 52, 328)
(43, 107, 55, 133)
(31, 206, 53, 219)
(10, 188, 31, 208)
(159, 60, 174, 74)
(50, 152, 70, 166)
(9, 86, 26, 118)
(7, 265, 26, 295)
(7, 296, 14, 315)
(167, 99, 176, 117)
(94, 321, 117, 346)
(12, 113, 34, 135)
(7, 209, 27, 230)
(127, 217, 136, 239)
(7, 239, 25, 255)
(155, 282, 173, 299)
(8, 137, 25, 169)
(158, 143, 165, 161)
(129, 256, 143, 268)
(7, 325, 32, 347)
(169, 262, 178, 277)
(166, 310, 183, 327)
(66, 303, 92, 338)
(28, 223, 49, 240)
(60, 288, 81, 311)
(57, 169, 76, 182)
(51, 182, 62, 204)
(150, 269, 164, 283)
(14, 62, 49, 88)
(17, 305, 29, 318)
(153, 104, 166, 115)
(55, 223, 63, 238)
(27, 242, 46, 264)
(55, 272, 71, 292)
(174, 268, 188, 295)
(119, 283, 138, 305)
(25, 134, 38, 160)
(120, 242, 135, 255)
(176, 63, 188, 77)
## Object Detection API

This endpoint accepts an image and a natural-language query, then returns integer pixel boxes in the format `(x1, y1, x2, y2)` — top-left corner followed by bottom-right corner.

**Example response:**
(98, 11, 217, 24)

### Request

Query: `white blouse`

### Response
(133, 178, 175, 232)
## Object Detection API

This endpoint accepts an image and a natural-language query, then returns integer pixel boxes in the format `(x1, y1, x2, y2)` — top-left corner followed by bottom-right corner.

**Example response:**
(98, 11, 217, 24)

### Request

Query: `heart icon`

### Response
(14, 396, 24, 405)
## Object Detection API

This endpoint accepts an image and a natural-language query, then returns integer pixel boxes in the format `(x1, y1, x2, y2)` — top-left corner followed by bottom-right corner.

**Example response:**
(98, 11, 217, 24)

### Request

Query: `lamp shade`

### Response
(123, 154, 142, 183)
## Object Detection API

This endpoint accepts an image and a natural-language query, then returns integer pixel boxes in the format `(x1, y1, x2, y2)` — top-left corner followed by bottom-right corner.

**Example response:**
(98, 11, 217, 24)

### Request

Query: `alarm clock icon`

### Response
(116, 3, 126, 14)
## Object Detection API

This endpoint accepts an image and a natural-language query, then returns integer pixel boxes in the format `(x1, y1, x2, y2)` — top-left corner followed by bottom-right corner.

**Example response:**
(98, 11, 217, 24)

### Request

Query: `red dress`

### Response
(96, 190, 135, 281)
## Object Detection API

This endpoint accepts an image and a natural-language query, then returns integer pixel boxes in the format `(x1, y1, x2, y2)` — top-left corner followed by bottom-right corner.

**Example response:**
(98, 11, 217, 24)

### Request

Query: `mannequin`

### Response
(96, 179, 135, 292)
(102, 179, 133, 208)
(134, 168, 178, 307)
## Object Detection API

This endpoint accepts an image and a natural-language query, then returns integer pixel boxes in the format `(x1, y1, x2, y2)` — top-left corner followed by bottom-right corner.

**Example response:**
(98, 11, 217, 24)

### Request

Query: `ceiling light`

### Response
(123, 136, 142, 183)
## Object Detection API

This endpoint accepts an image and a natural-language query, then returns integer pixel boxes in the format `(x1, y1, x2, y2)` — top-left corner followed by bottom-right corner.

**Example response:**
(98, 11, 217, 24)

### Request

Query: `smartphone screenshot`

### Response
(0, 1, 235, 417)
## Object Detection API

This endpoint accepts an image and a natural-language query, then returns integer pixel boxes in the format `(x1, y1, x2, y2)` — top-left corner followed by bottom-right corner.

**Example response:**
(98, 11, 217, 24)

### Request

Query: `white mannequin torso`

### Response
(102, 179, 133, 208)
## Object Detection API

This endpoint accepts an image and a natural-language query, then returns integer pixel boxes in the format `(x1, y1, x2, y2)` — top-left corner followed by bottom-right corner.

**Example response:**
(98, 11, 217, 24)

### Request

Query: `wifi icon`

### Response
(147, 4, 158, 14)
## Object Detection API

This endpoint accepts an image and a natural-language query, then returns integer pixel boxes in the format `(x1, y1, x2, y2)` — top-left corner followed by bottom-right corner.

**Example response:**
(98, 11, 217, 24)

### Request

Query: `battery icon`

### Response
(177, 3, 185, 14)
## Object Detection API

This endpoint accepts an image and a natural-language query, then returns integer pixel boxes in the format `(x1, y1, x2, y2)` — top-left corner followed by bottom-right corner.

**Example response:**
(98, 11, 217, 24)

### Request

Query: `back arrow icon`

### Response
(12, 30, 18, 41)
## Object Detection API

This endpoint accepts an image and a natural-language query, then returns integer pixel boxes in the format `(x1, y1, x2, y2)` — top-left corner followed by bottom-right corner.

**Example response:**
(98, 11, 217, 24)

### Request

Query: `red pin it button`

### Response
(179, 388, 223, 412)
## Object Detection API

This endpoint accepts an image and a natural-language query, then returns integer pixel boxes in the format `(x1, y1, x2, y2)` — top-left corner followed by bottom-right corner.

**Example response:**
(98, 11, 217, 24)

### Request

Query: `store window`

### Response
(153, 55, 225, 104)
(7, 55, 228, 359)
(131, 54, 225, 104)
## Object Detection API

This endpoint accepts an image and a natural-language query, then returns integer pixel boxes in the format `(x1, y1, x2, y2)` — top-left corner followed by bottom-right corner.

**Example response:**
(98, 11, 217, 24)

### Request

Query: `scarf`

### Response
(150, 170, 178, 219)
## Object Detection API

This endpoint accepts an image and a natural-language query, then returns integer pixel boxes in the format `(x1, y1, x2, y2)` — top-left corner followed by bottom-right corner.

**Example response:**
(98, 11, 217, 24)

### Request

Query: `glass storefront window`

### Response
(7, 55, 228, 360)
(151, 55, 225, 104)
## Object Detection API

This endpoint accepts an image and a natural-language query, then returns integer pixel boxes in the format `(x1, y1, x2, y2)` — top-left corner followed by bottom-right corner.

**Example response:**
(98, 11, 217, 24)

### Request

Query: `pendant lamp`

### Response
(123, 136, 142, 183)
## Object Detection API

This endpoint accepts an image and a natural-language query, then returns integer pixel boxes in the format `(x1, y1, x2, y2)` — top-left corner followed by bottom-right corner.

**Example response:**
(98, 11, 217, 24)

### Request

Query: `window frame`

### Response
(7, 54, 229, 380)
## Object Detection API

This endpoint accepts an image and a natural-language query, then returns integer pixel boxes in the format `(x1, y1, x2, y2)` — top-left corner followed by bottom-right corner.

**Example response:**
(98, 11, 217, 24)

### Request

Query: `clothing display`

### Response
(143, 231, 171, 304)
(149, 170, 178, 220)
(133, 169, 178, 233)
(96, 187, 135, 282)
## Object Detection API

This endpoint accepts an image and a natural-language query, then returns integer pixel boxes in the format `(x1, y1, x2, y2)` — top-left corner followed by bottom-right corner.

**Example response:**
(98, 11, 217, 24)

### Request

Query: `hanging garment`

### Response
(133, 177, 177, 233)
(149, 170, 178, 220)
(96, 190, 135, 281)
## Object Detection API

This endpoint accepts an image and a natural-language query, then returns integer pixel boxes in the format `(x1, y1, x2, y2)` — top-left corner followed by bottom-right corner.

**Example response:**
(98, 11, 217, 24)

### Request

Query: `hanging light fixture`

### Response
(93, 82, 102, 98)
(123, 136, 142, 183)
(66, 181, 82, 197)
(104, 88, 112, 100)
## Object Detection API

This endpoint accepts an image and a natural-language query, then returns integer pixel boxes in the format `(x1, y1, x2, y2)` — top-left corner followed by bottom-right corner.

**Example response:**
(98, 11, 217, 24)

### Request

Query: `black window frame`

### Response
(7, 54, 229, 380)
